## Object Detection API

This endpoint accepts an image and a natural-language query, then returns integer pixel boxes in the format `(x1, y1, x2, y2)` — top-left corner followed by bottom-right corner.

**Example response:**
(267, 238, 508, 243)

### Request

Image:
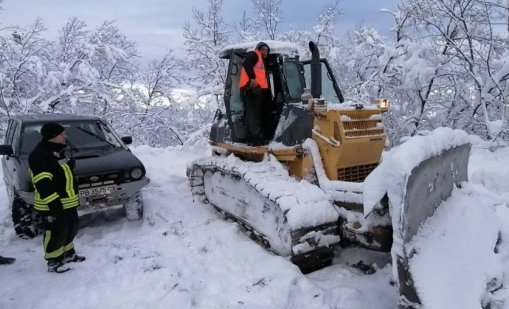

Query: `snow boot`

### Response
(0, 255, 15, 265)
(47, 260, 71, 273)
(63, 253, 86, 264)
(351, 260, 376, 274)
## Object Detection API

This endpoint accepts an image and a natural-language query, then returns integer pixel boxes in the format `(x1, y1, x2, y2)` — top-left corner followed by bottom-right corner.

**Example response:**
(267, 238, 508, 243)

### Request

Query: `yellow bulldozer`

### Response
(187, 41, 471, 308)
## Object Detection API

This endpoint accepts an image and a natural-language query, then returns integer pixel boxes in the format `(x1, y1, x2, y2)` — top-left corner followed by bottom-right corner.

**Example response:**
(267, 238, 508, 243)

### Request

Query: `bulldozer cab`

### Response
(214, 41, 344, 145)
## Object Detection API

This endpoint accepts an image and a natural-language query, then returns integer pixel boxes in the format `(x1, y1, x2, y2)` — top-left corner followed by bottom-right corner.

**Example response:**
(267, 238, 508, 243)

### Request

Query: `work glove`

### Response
(249, 79, 259, 88)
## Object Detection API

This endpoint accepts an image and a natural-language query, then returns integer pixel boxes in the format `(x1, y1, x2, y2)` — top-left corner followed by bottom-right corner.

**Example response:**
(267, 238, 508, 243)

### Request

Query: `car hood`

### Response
(72, 147, 144, 175)
(18, 147, 144, 191)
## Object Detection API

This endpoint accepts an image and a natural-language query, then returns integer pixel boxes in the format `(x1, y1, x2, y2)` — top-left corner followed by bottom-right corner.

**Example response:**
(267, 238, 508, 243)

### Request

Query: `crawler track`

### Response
(188, 157, 340, 272)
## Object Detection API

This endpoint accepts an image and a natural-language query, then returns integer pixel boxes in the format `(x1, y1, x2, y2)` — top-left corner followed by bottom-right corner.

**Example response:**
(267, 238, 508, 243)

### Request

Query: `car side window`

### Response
(20, 125, 42, 155)
(9, 122, 20, 154)
(5, 120, 17, 145)
(4, 120, 12, 143)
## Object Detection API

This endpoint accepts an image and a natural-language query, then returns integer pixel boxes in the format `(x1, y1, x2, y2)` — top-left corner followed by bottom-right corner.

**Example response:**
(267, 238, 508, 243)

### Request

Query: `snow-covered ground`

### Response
(0, 138, 508, 309)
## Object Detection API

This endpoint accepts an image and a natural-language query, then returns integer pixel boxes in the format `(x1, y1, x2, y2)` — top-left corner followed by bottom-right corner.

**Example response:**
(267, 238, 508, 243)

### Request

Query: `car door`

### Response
(2, 119, 20, 200)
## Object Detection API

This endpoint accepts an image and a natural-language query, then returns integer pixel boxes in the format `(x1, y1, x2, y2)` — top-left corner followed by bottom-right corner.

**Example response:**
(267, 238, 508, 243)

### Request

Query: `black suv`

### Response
(0, 114, 150, 237)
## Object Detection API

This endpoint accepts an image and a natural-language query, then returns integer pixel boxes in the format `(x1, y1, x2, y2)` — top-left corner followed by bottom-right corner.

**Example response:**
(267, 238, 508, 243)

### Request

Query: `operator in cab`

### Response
(239, 42, 272, 146)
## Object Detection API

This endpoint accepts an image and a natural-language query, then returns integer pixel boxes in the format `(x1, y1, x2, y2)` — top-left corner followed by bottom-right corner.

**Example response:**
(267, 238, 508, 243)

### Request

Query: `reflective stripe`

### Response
(239, 49, 268, 89)
(63, 242, 74, 252)
(61, 163, 76, 198)
(62, 199, 79, 209)
(34, 192, 59, 211)
(61, 196, 79, 204)
(33, 172, 53, 183)
(30, 160, 80, 212)
(30, 168, 56, 211)
(35, 200, 78, 211)
(35, 192, 59, 204)
(34, 204, 50, 211)
(63, 203, 79, 209)
(44, 230, 64, 259)
(252, 49, 268, 89)
(60, 163, 79, 209)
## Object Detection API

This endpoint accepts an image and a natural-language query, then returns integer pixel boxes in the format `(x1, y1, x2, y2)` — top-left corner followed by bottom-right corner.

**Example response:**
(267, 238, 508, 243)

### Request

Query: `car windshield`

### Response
(20, 121, 122, 155)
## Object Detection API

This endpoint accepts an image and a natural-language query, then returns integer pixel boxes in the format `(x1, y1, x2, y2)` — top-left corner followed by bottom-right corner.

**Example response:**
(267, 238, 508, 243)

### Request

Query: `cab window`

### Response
(303, 61, 342, 104)
(283, 61, 304, 101)
(228, 53, 245, 125)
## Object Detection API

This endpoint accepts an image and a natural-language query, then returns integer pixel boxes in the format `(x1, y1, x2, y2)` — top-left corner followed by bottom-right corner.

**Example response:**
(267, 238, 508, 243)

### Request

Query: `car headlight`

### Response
(131, 168, 143, 179)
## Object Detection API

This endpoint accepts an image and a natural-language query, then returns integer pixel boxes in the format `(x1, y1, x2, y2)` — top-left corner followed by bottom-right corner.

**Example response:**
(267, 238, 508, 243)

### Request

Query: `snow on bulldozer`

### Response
(187, 41, 472, 308)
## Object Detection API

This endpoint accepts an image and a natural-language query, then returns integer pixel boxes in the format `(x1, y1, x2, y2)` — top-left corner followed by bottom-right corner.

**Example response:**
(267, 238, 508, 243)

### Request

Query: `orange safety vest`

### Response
(239, 49, 268, 89)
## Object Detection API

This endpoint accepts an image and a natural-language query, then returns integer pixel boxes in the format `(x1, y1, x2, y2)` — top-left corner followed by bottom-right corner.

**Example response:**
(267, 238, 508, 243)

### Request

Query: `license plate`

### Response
(79, 185, 118, 197)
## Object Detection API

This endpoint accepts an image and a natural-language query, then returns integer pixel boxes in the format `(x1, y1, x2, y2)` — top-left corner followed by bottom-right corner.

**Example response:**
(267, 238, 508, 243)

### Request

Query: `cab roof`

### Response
(219, 40, 299, 59)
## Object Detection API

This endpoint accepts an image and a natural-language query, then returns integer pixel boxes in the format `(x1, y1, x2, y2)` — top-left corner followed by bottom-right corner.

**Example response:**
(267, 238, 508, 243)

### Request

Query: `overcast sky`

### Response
(0, 0, 396, 63)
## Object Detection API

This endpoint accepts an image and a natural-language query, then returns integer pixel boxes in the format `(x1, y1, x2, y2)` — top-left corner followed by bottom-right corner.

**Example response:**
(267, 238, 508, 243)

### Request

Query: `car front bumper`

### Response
(17, 177, 150, 209)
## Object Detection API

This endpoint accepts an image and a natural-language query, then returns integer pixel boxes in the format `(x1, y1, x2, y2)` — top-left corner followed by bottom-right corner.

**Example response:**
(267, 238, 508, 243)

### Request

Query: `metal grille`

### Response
(338, 163, 378, 182)
(77, 171, 121, 187)
(340, 111, 384, 139)
(342, 120, 379, 130)
(340, 110, 378, 120)
(344, 129, 384, 138)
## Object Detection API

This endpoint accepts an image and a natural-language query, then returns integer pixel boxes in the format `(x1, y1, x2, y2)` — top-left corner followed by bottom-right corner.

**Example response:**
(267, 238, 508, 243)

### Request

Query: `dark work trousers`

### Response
(41, 207, 79, 262)
(243, 87, 273, 146)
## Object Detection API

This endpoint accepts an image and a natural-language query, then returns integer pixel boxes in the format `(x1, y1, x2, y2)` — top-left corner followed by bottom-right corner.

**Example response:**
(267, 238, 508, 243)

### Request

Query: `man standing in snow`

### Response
(28, 123, 85, 273)
(239, 41, 272, 146)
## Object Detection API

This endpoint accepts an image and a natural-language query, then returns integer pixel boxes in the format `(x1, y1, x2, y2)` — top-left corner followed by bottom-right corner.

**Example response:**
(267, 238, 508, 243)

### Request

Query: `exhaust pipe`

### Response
(309, 41, 321, 99)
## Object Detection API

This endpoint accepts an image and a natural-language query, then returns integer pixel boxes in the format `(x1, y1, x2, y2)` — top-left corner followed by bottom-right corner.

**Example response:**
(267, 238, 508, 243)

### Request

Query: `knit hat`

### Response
(40, 122, 65, 140)
(256, 41, 270, 54)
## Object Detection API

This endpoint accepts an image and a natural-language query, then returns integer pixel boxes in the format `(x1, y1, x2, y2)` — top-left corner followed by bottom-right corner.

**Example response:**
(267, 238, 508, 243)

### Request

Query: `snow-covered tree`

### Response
(334, 0, 509, 143)
(137, 51, 181, 107)
(250, 0, 284, 40)
(45, 19, 140, 116)
(183, 0, 230, 110)
(0, 19, 50, 118)
(332, 26, 388, 101)
(235, 11, 258, 41)
(118, 50, 186, 147)
(395, 0, 509, 140)
(309, 0, 343, 59)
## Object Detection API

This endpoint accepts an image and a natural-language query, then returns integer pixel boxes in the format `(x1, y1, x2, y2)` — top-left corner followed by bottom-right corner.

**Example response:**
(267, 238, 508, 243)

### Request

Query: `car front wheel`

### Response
(124, 191, 144, 221)
(11, 194, 41, 238)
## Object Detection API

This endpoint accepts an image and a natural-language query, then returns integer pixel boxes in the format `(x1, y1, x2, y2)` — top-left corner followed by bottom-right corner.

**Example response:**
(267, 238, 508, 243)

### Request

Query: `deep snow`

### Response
(0, 137, 508, 309)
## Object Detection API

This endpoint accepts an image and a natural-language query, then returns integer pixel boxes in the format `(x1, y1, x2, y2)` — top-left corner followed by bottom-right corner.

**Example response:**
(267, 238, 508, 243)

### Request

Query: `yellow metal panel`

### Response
(312, 108, 386, 181)
(286, 153, 314, 180)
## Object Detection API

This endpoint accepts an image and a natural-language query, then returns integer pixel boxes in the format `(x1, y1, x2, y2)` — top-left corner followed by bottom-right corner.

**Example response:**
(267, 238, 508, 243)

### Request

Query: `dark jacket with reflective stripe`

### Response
(28, 140, 79, 212)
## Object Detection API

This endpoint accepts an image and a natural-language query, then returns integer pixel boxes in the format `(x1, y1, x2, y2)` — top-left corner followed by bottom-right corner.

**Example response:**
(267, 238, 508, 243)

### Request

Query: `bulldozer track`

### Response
(188, 157, 341, 272)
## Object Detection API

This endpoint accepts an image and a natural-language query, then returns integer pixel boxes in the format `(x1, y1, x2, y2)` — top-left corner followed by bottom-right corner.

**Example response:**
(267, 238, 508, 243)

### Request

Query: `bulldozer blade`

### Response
(396, 143, 471, 308)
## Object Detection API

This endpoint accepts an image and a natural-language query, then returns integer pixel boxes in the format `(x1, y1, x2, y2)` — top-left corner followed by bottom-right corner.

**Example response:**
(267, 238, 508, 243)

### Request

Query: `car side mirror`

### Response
(0, 145, 13, 156)
(121, 136, 132, 145)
